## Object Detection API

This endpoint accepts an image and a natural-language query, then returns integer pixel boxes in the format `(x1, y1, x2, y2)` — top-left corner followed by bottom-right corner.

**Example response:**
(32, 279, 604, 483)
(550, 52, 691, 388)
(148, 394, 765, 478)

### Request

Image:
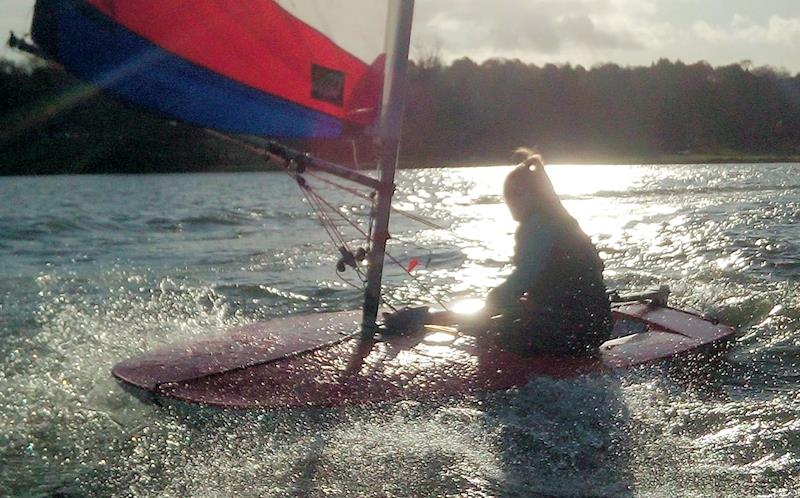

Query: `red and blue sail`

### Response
(31, 0, 388, 138)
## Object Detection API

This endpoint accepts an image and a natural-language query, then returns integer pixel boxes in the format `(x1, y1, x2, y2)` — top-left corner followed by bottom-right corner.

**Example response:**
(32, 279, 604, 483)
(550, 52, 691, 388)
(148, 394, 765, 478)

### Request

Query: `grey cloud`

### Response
(557, 14, 644, 50)
(415, 0, 645, 57)
(484, 7, 563, 53)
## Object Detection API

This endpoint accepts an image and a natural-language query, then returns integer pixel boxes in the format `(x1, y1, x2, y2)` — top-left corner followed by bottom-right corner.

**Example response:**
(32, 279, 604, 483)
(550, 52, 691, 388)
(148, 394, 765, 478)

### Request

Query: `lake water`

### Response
(1, 164, 798, 497)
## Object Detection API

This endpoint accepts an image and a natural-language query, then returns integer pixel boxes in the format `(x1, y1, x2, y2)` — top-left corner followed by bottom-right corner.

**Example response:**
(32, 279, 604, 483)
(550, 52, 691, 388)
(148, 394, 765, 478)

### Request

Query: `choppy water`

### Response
(0, 164, 798, 497)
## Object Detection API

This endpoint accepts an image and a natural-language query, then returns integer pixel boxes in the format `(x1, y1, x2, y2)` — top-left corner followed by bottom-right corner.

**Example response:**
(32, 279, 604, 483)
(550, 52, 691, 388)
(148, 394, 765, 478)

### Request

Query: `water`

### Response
(0, 164, 798, 497)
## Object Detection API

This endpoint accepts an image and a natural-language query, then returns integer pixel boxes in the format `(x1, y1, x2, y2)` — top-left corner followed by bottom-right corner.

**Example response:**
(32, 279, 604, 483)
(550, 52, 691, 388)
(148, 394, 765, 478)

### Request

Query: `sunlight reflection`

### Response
(545, 164, 647, 197)
(422, 331, 458, 344)
(396, 164, 688, 302)
(450, 298, 485, 314)
(438, 165, 660, 293)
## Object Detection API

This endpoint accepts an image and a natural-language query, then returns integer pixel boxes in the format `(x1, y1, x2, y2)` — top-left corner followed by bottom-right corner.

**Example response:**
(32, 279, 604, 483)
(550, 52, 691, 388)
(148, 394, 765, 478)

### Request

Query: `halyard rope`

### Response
(208, 130, 452, 310)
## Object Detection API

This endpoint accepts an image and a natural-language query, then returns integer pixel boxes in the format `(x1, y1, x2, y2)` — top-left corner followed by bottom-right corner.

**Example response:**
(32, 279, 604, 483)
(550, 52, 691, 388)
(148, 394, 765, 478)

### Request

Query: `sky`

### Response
(2, 0, 799, 73)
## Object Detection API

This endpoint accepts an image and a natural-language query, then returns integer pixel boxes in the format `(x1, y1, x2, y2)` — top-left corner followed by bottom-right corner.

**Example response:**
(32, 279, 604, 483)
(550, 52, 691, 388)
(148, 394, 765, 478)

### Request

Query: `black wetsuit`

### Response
(488, 212, 612, 357)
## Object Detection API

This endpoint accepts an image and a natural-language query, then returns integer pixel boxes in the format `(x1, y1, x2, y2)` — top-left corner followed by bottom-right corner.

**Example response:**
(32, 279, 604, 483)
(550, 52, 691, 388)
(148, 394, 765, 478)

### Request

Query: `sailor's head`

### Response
(503, 148, 558, 222)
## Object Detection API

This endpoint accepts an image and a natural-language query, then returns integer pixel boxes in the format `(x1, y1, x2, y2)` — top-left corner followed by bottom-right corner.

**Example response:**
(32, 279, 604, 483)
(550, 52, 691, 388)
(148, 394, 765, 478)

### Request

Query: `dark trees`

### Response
(2, 56, 799, 174)
(403, 58, 800, 162)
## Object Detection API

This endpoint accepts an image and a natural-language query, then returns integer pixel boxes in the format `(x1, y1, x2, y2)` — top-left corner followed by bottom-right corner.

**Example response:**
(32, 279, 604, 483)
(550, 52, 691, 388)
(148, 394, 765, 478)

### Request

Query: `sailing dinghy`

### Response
(20, 0, 735, 408)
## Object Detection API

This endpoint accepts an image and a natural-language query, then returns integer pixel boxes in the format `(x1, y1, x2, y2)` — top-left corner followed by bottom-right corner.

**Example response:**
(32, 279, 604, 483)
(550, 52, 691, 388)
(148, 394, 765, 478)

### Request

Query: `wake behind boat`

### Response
(18, 0, 736, 410)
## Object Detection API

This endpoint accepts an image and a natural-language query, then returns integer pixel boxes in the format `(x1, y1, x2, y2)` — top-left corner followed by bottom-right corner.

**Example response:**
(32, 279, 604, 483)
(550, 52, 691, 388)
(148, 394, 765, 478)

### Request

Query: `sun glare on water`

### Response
(450, 298, 486, 314)
(440, 164, 655, 293)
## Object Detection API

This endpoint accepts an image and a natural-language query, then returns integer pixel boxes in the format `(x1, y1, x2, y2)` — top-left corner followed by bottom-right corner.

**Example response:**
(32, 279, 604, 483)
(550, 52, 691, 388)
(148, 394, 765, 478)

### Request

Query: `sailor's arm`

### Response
(486, 216, 554, 312)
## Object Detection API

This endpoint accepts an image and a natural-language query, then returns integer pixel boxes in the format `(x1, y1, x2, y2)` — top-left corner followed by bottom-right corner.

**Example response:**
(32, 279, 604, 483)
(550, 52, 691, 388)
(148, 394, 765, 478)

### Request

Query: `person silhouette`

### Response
(479, 148, 612, 357)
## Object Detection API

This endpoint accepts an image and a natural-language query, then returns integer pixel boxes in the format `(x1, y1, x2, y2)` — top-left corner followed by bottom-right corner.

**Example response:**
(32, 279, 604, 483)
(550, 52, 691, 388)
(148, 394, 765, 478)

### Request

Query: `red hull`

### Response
(112, 303, 734, 409)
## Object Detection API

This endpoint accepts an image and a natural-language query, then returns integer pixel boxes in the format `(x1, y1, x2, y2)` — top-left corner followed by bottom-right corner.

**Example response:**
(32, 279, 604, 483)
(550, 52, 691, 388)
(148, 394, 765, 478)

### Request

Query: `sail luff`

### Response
(361, 0, 415, 338)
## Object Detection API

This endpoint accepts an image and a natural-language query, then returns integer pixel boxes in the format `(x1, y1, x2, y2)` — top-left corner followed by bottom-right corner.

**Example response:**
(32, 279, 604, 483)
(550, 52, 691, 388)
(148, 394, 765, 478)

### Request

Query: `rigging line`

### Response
(305, 185, 371, 240)
(207, 135, 449, 315)
(292, 171, 369, 283)
(383, 250, 450, 310)
(303, 170, 462, 254)
(280, 156, 468, 306)
(336, 271, 365, 292)
(306, 169, 374, 200)
(272, 160, 363, 288)
(302, 181, 430, 312)
(305, 189, 370, 286)
(300, 180, 372, 288)
(314, 202, 351, 253)
(305, 166, 380, 251)
(305, 187, 371, 283)
(391, 207, 450, 231)
(304, 169, 450, 233)
(391, 221, 489, 246)
(302, 185, 337, 237)
(380, 297, 399, 313)
(384, 235, 436, 260)
(334, 271, 397, 313)
(261, 143, 443, 310)
(305, 188, 358, 249)
(298, 184, 348, 252)
(280, 168, 438, 314)
(207, 129, 289, 170)
(304, 181, 449, 301)
(306, 188, 373, 284)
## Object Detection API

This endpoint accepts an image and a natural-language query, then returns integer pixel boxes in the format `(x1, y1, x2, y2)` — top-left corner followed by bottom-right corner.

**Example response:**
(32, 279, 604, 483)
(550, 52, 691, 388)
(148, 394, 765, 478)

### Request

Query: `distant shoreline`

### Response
(401, 153, 800, 169)
(2, 153, 799, 177)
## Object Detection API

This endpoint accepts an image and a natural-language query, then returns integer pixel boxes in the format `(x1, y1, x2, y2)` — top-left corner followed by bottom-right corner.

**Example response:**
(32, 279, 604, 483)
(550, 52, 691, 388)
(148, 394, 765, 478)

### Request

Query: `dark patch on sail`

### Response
(311, 64, 345, 106)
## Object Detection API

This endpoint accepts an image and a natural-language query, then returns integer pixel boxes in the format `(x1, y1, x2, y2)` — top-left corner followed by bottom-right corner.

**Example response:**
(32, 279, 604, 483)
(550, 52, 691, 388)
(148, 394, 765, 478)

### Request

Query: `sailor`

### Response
(480, 148, 612, 357)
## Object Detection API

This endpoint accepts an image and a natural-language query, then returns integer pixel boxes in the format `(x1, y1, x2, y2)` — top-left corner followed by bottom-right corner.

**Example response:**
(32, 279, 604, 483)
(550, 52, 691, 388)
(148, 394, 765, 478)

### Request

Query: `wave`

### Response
(145, 213, 245, 229)
(0, 216, 89, 240)
(561, 183, 800, 200)
(143, 209, 312, 232)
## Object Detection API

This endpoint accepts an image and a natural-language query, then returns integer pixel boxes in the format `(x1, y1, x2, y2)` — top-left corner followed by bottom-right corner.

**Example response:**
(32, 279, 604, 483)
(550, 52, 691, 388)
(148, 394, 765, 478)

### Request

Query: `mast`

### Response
(361, 0, 415, 338)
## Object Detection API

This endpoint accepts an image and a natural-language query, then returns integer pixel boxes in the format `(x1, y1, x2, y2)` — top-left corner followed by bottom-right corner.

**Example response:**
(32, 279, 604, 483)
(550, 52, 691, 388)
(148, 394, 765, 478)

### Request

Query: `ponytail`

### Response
(512, 147, 545, 172)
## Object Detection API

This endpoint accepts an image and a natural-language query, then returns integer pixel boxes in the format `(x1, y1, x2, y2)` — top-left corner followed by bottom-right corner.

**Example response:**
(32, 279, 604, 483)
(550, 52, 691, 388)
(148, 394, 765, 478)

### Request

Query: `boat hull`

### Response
(112, 303, 734, 409)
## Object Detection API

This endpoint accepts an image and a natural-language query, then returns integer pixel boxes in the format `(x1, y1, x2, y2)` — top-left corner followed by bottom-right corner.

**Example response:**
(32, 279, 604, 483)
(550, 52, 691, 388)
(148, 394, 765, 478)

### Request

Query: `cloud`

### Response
(692, 21, 728, 43)
(735, 15, 800, 45)
(3, 0, 798, 72)
(693, 15, 800, 46)
(413, 0, 656, 60)
(557, 14, 644, 50)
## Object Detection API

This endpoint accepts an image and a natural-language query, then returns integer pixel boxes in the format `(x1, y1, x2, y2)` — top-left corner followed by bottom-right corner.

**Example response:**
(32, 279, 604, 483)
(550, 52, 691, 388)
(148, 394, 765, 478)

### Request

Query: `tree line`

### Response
(2, 56, 799, 175)
(0, 58, 263, 175)
(403, 57, 800, 164)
